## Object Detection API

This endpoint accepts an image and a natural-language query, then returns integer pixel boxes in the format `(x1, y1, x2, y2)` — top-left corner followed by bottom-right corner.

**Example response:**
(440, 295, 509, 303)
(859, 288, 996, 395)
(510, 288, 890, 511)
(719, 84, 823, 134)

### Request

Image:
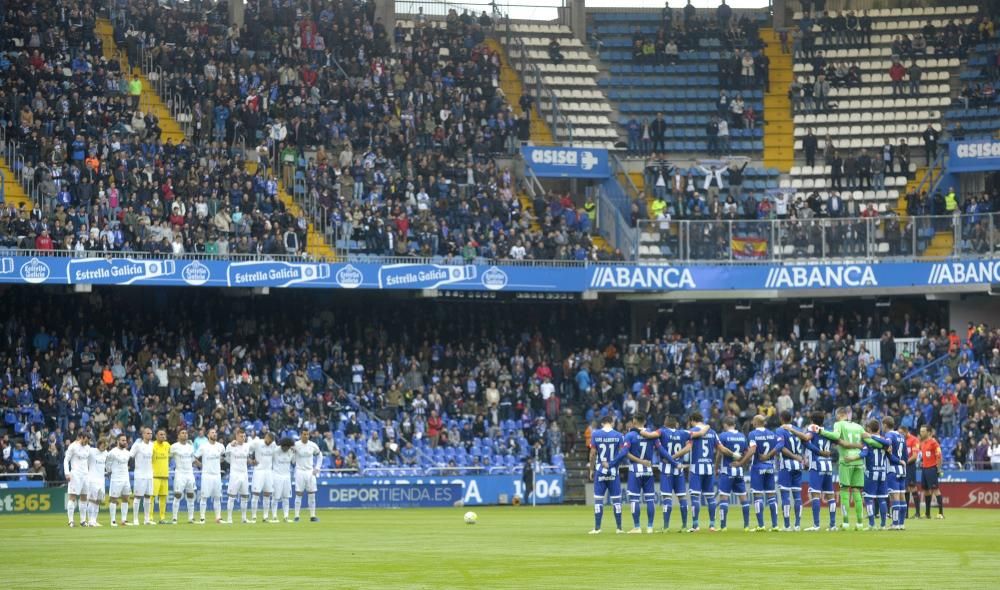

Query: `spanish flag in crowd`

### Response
(731, 237, 768, 259)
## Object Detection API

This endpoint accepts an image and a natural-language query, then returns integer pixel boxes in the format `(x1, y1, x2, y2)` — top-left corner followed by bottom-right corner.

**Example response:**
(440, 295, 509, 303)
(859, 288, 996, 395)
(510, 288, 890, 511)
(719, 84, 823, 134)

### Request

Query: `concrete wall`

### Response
(949, 294, 1000, 334)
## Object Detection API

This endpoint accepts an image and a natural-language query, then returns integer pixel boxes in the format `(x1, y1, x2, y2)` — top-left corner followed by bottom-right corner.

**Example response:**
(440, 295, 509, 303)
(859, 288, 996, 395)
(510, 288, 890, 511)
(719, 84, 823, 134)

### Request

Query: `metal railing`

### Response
(0, 248, 328, 262)
(0, 125, 41, 210)
(524, 166, 546, 199)
(636, 213, 999, 263)
(629, 337, 923, 364)
(595, 177, 639, 256)
(610, 152, 643, 210)
(916, 149, 947, 197)
(498, 16, 574, 144)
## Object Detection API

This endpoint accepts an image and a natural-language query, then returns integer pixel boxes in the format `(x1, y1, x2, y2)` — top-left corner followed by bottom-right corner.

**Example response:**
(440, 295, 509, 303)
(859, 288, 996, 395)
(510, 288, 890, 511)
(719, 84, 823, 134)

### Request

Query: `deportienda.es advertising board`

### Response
(315, 474, 564, 507)
(2, 256, 1000, 294)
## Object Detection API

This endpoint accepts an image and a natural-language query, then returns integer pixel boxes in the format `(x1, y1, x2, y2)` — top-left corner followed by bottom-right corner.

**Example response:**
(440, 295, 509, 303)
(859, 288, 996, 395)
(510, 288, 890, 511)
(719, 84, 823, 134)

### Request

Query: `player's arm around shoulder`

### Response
(688, 424, 710, 439)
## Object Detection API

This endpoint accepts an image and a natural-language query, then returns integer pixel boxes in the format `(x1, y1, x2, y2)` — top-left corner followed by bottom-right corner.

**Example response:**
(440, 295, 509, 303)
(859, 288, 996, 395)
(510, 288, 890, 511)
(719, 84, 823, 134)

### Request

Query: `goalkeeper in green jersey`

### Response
(813, 407, 868, 530)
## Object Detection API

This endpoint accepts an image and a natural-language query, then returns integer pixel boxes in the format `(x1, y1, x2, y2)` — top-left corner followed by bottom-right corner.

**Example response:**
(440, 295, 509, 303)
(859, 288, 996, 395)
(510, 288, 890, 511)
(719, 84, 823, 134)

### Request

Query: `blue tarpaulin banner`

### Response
(1, 255, 1000, 293)
(948, 139, 1000, 172)
(522, 146, 610, 178)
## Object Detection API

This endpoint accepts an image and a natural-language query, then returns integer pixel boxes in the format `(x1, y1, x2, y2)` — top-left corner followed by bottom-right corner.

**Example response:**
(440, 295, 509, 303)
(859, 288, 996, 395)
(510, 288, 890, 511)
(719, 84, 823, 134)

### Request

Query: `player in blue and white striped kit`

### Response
(621, 415, 658, 533)
(786, 411, 837, 531)
(858, 419, 898, 530)
(682, 413, 718, 532)
(882, 416, 909, 530)
(716, 416, 750, 531)
(648, 416, 691, 531)
(588, 415, 625, 535)
(746, 415, 782, 531)
(675, 412, 719, 533)
(776, 411, 805, 531)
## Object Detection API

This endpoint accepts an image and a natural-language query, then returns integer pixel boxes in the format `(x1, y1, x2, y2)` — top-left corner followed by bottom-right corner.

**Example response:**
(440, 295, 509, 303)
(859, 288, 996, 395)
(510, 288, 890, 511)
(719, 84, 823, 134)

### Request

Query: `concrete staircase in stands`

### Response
(0, 156, 32, 211)
(561, 437, 592, 505)
(761, 27, 794, 172)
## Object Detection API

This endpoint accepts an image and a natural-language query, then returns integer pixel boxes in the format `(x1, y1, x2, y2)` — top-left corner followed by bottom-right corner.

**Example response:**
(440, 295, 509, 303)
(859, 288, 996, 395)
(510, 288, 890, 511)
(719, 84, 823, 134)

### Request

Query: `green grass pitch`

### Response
(2, 507, 997, 589)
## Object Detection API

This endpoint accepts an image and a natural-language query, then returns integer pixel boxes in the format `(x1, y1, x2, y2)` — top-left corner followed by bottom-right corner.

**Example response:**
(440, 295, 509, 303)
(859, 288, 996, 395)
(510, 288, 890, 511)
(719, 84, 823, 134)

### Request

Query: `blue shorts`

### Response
(627, 472, 655, 497)
(778, 469, 803, 491)
(886, 470, 904, 494)
(863, 475, 888, 498)
(659, 470, 687, 495)
(688, 473, 716, 494)
(718, 474, 747, 496)
(594, 473, 622, 499)
(750, 468, 776, 493)
(808, 470, 834, 494)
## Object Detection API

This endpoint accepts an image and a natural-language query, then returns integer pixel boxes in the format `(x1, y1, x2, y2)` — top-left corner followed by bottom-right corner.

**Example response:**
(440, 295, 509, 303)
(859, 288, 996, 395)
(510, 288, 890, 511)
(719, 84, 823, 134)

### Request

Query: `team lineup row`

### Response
(588, 408, 945, 534)
(62, 427, 324, 527)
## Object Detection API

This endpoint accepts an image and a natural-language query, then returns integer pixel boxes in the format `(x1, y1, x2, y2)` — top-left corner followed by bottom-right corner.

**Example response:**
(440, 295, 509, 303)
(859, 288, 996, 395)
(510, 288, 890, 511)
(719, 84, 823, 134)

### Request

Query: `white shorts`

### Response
(252, 470, 274, 494)
(173, 473, 196, 495)
(109, 478, 132, 498)
(228, 475, 249, 496)
(201, 475, 222, 498)
(273, 475, 292, 500)
(87, 479, 106, 502)
(133, 477, 153, 497)
(295, 470, 317, 494)
(68, 473, 90, 496)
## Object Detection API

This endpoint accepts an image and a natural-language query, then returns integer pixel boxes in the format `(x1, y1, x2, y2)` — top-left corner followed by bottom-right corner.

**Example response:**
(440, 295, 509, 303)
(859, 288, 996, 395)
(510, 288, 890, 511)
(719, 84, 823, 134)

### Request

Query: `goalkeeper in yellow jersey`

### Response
(152, 429, 171, 523)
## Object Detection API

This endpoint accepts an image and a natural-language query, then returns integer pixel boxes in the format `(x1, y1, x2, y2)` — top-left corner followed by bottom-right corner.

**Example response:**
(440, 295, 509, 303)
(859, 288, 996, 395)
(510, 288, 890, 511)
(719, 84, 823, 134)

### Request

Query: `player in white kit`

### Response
(249, 432, 277, 523)
(64, 431, 92, 527)
(170, 429, 197, 524)
(194, 428, 225, 524)
(272, 438, 295, 522)
(224, 428, 251, 524)
(293, 429, 323, 522)
(130, 427, 155, 525)
(85, 438, 109, 527)
(107, 434, 133, 526)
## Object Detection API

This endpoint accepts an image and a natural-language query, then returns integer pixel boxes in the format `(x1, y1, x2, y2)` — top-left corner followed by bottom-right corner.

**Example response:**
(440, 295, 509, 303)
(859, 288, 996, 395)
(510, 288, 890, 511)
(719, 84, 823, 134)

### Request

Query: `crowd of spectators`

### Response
(0, 288, 636, 481)
(619, 2, 767, 158)
(0, 0, 310, 256)
(2, 284, 999, 482)
(107, 1, 599, 261)
(577, 313, 1000, 471)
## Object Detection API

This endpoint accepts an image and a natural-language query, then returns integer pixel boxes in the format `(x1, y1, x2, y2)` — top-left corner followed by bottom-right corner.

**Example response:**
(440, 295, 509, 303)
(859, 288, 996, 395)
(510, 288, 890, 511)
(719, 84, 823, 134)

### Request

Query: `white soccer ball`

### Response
(464, 511, 478, 525)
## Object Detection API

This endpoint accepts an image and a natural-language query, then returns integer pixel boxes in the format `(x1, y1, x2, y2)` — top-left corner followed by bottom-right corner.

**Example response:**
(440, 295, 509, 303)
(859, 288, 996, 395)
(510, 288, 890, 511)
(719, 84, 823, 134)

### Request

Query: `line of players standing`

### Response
(62, 426, 324, 527)
(589, 407, 940, 534)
